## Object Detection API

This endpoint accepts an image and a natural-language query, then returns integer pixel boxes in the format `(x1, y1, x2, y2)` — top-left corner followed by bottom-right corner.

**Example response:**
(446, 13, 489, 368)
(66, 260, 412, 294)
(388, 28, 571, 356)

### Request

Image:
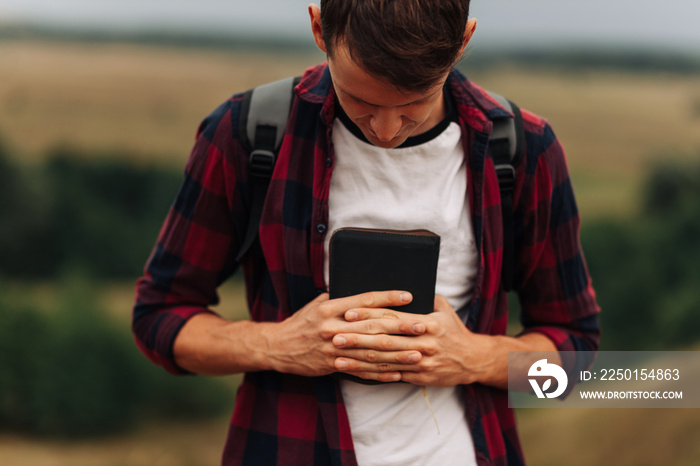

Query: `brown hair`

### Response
(320, 0, 470, 93)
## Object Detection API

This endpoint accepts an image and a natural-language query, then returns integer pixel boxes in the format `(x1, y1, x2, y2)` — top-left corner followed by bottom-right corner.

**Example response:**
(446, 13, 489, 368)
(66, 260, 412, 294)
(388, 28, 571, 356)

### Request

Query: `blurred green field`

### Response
(1, 39, 700, 465)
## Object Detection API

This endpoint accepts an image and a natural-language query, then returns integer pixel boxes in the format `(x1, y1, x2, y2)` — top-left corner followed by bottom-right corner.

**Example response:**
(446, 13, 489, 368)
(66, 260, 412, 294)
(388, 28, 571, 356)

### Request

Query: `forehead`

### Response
(327, 42, 445, 108)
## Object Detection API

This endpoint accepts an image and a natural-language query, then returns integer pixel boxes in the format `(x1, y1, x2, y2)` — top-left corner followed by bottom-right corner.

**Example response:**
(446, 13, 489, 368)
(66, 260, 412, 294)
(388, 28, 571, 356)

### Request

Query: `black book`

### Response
(329, 228, 440, 315)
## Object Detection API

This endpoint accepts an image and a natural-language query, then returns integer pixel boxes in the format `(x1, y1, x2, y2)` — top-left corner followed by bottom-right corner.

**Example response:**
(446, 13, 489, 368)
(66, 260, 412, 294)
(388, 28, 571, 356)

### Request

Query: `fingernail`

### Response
(408, 352, 421, 363)
(336, 359, 348, 369)
(412, 323, 425, 333)
(400, 292, 412, 302)
(346, 311, 358, 321)
(334, 336, 347, 346)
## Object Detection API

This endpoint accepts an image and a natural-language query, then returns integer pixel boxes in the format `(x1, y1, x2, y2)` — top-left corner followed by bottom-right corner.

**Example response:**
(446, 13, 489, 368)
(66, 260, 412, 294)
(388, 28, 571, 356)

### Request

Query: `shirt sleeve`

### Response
(132, 97, 247, 374)
(513, 116, 601, 385)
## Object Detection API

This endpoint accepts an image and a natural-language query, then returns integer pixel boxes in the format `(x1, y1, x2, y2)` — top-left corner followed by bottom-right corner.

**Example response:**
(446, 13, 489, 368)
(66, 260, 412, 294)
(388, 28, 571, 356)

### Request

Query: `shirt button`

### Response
(316, 223, 327, 234)
(326, 157, 333, 167)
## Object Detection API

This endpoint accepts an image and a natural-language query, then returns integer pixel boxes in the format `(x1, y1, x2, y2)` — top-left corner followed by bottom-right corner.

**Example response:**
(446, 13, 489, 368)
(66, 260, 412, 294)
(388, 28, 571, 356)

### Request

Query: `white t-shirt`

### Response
(323, 113, 479, 466)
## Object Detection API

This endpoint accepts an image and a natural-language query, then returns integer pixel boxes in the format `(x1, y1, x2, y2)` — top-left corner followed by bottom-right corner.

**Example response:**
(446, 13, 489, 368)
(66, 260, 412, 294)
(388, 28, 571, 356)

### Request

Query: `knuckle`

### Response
(378, 363, 392, 372)
(365, 350, 378, 362)
(361, 292, 375, 307)
(378, 335, 393, 350)
(344, 335, 358, 347)
(318, 323, 335, 340)
(426, 322, 440, 334)
(364, 321, 378, 334)
(420, 359, 436, 371)
(317, 301, 333, 316)
(421, 343, 438, 357)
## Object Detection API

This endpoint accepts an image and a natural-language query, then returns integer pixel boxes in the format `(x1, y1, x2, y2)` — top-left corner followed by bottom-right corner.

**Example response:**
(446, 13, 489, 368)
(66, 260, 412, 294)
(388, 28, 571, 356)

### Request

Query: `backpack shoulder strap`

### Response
(486, 91, 525, 292)
(235, 76, 300, 262)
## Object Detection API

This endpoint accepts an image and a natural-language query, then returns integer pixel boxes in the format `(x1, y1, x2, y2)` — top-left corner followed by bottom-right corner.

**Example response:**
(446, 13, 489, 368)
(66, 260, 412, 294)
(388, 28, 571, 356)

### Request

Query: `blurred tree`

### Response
(0, 145, 182, 279)
(581, 156, 700, 350)
(0, 138, 61, 278)
(0, 274, 231, 437)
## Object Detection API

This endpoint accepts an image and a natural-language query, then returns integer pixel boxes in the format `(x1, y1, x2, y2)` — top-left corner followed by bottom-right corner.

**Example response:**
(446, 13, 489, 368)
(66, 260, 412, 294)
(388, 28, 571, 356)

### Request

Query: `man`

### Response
(133, 1, 600, 465)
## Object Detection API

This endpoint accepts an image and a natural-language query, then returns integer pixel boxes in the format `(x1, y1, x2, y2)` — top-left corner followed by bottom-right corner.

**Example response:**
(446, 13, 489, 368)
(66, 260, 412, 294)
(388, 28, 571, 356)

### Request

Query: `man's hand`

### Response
(173, 290, 427, 378)
(331, 294, 560, 388)
(263, 291, 427, 382)
(331, 295, 493, 386)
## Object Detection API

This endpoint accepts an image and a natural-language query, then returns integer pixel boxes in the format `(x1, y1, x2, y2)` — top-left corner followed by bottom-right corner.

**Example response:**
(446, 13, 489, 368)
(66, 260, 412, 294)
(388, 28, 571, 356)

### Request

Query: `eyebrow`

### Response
(336, 84, 440, 108)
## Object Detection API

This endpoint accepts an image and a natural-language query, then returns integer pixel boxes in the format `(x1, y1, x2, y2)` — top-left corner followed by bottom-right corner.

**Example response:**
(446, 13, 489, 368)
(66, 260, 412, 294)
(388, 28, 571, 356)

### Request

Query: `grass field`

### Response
(2, 40, 699, 219)
(2, 39, 700, 465)
(0, 417, 230, 466)
(0, 40, 323, 165)
(4, 409, 699, 466)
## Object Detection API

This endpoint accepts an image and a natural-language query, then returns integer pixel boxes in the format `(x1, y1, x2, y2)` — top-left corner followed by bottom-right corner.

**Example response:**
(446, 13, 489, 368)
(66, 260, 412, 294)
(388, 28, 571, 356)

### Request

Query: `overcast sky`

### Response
(1, 0, 698, 52)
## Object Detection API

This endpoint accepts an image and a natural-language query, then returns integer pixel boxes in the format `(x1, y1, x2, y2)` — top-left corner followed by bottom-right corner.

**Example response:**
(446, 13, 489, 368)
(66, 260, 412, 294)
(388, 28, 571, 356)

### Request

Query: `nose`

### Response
(369, 108, 403, 142)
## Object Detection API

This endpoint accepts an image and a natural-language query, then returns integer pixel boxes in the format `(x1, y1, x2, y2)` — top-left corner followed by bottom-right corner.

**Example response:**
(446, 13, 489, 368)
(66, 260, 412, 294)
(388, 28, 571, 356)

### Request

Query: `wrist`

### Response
(473, 333, 559, 389)
(471, 333, 509, 387)
(243, 320, 278, 372)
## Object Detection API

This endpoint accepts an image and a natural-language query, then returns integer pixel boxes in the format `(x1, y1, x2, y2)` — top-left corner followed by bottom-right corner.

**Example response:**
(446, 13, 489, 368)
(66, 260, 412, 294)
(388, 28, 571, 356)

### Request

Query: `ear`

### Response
(459, 18, 478, 55)
(308, 4, 327, 53)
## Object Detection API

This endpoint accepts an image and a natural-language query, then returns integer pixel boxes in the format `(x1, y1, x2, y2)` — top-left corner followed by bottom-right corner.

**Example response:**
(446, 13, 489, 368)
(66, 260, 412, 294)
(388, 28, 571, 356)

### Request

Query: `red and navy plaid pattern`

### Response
(133, 63, 600, 466)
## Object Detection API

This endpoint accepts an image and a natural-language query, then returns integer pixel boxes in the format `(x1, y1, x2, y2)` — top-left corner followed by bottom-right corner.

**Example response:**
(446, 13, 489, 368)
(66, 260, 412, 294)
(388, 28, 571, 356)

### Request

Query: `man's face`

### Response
(327, 42, 448, 149)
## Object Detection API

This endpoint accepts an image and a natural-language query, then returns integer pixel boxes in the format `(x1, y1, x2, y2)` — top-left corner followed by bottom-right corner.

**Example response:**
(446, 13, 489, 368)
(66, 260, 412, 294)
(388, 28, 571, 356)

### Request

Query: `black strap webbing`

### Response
(235, 77, 299, 263)
(489, 98, 524, 292)
(235, 126, 278, 263)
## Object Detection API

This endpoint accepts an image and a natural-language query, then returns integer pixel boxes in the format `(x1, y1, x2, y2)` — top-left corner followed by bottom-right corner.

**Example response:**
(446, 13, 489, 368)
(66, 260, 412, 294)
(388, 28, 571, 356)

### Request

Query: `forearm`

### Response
(173, 313, 276, 375)
(172, 291, 423, 379)
(473, 332, 559, 390)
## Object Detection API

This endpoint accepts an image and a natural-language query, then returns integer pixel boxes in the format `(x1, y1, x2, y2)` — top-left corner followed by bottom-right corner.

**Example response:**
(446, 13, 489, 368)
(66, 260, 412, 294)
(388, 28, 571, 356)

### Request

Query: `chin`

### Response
(366, 135, 408, 149)
(374, 140, 403, 149)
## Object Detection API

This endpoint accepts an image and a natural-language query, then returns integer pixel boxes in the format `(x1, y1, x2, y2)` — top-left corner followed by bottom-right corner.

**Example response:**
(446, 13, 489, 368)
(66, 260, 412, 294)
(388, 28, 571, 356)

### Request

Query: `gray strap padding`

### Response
(486, 90, 517, 160)
(246, 76, 297, 151)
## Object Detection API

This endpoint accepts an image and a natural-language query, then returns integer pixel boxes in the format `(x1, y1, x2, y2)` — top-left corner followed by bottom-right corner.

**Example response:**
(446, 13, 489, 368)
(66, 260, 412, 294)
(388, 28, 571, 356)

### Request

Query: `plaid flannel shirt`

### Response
(133, 63, 600, 466)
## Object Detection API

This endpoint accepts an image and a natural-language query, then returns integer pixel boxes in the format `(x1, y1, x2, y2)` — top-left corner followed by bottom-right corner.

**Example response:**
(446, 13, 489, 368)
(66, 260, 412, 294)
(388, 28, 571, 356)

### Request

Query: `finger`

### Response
(334, 348, 422, 365)
(335, 357, 420, 374)
(321, 290, 412, 316)
(312, 292, 330, 303)
(333, 333, 421, 352)
(398, 372, 429, 385)
(433, 294, 453, 312)
(344, 306, 427, 324)
(337, 318, 426, 336)
(342, 371, 402, 383)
